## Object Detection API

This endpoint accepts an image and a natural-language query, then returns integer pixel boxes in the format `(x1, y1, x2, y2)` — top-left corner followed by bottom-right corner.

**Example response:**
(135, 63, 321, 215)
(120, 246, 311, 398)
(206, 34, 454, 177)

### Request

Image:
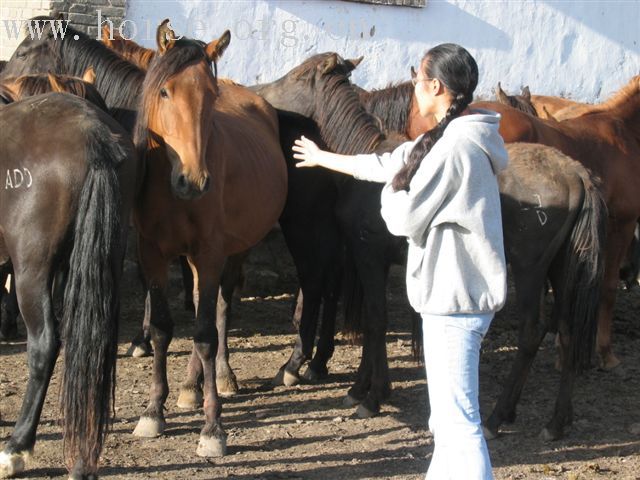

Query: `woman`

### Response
(292, 43, 507, 479)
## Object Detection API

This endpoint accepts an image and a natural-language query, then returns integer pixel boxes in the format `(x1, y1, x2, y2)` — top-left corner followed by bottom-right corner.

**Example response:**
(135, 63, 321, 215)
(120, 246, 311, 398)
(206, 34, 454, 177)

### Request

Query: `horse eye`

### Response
(159, 88, 169, 98)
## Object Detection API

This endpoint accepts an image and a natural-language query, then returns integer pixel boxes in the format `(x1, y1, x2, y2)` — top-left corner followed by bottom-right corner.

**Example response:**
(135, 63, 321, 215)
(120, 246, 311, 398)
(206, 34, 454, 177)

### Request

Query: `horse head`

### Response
(254, 52, 362, 118)
(136, 20, 230, 200)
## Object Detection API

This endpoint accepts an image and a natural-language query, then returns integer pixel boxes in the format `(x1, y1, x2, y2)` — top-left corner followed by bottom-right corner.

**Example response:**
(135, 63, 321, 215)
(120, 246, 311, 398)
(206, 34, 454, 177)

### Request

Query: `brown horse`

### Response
(0, 92, 139, 478)
(130, 23, 287, 458)
(254, 53, 607, 442)
(0, 70, 105, 110)
(494, 82, 582, 119)
(366, 74, 640, 371)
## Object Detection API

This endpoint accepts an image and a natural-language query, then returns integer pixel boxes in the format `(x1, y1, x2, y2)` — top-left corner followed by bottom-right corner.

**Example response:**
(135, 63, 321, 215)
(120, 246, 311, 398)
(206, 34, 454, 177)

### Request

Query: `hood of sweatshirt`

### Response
(444, 108, 509, 174)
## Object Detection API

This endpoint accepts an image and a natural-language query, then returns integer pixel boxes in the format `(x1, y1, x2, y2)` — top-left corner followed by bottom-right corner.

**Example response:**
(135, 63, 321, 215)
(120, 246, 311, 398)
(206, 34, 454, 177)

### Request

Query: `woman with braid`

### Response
(293, 43, 507, 479)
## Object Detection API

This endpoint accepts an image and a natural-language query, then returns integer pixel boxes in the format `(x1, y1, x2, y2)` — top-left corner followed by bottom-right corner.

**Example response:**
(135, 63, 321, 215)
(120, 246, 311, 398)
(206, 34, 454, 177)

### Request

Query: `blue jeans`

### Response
(422, 313, 494, 480)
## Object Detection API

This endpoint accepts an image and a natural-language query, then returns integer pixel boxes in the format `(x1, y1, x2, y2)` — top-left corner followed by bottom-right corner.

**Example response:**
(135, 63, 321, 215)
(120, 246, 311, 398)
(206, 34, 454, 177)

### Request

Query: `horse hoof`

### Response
(133, 416, 166, 438)
(539, 427, 561, 442)
(482, 425, 498, 440)
(176, 388, 203, 409)
(216, 376, 239, 397)
(301, 367, 326, 383)
(0, 450, 31, 478)
(598, 353, 621, 371)
(355, 404, 377, 419)
(343, 394, 361, 408)
(127, 343, 152, 358)
(196, 435, 226, 458)
(272, 368, 299, 387)
(67, 475, 98, 480)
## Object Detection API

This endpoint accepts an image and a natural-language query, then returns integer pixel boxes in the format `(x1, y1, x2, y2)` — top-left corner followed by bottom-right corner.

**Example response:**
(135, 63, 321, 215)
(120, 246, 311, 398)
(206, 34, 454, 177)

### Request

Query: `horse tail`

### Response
(342, 246, 363, 343)
(60, 125, 126, 473)
(562, 166, 607, 373)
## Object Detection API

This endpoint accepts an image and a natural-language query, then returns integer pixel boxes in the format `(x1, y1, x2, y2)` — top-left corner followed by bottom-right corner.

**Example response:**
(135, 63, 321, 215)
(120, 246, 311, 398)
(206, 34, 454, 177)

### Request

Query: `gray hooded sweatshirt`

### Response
(352, 109, 508, 315)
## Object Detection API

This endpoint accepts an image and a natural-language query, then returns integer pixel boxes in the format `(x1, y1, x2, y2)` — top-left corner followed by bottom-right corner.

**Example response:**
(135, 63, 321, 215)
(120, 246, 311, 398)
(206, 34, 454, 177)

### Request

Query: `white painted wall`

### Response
(123, 0, 640, 102)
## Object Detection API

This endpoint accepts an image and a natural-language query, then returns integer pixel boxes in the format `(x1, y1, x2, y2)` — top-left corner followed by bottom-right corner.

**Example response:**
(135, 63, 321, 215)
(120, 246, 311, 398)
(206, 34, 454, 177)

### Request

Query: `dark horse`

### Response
(254, 53, 607, 441)
(0, 92, 138, 478)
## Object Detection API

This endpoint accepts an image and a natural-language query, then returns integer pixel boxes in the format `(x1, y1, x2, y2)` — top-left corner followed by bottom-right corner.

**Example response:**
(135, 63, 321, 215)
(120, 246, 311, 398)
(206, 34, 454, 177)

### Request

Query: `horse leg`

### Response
(215, 252, 247, 396)
(484, 269, 547, 439)
(0, 269, 58, 478)
(304, 273, 341, 382)
(304, 227, 343, 382)
(0, 273, 19, 340)
(347, 253, 391, 417)
(596, 222, 636, 370)
(133, 241, 172, 438)
(188, 251, 227, 457)
(274, 221, 323, 386)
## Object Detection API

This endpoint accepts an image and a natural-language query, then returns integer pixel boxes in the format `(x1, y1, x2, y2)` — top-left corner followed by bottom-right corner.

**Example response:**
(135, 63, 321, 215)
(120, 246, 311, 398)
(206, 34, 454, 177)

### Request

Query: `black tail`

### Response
(60, 126, 125, 473)
(562, 169, 607, 373)
(342, 246, 363, 343)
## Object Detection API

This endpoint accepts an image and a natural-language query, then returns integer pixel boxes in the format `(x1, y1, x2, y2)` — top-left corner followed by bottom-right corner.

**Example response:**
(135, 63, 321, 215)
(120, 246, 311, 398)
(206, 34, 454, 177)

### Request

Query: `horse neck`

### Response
(359, 81, 413, 135)
(59, 32, 144, 131)
(313, 76, 386, 155)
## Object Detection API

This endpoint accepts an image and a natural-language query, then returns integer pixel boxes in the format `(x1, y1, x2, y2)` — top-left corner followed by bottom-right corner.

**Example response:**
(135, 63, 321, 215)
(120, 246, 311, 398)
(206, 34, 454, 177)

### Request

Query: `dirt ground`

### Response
(1, 229, 639, 479)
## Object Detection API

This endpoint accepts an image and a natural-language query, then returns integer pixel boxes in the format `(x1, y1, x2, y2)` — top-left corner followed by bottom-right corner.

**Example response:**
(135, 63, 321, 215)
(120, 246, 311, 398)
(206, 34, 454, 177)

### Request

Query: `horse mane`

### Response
(315, 72, 386, 155)
(359, 81, 414, 134)
(51, 21, 144, 117)
(104, 31, 156, 71)
(134, 39, 215, 158)
(555, 75, 640, 121)
(3, 73, 108, 111)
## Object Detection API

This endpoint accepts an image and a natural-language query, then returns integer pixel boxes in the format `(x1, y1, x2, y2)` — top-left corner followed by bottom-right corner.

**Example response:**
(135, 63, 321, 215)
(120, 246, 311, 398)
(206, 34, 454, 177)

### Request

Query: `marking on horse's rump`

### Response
(5, 168, 33, 190)
(533, 194, 547, 226)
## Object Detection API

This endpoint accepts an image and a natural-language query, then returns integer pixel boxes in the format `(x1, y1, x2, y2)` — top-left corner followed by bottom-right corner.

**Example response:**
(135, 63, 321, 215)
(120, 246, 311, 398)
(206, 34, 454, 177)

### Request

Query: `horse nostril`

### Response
(177, 174, 188, 189)
(202, 176, 210, 192)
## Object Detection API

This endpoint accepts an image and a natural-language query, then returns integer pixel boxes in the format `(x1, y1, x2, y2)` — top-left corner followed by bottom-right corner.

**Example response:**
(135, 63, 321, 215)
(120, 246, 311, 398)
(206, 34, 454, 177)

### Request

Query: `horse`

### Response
(98, 21, 347, 387)
(363, 74, 640, 371)
(494, 82, 582, 119)
(0, 70, 109, 340)
(128, 22, 289, 457)
(253, 53, 607, 441)
(0, 92, 139, 478)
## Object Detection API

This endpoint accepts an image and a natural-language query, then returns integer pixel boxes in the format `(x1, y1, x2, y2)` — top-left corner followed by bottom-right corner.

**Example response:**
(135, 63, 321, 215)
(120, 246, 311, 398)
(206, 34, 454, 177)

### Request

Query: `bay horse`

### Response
(364, 74, 640, 371)
(253, 53, 607, 441)
(494, 82, 582, 119)
(130, 24, 287, 456)
(0, 92, 139, 478)
(99, 21, 347, 387)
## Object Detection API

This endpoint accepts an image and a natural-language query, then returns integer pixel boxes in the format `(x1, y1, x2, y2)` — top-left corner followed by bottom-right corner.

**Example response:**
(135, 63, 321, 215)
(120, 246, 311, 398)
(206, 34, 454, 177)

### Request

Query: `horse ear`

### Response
(319, 53, 339, 75)
(156, 18, 176, 55)
(521, 85, 531, 100)
(101, 24, 112, 43)
(495, 82, 509, 103)
(205, 30, 231, 63)
(47, 73, 64, 93)
(83, 66, 96, 84)
(55, 12, 66, 22)
(345, 56, 364, 73)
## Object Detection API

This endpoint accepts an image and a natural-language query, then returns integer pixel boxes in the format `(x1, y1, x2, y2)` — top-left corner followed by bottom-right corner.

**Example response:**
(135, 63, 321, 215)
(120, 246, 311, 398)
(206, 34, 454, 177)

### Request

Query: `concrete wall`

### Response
(124, 0, 640, 102)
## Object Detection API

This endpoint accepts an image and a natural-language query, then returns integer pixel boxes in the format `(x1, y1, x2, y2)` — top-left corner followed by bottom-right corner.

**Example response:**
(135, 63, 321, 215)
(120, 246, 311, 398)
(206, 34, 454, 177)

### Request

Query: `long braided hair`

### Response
(391, 44, 478, 192)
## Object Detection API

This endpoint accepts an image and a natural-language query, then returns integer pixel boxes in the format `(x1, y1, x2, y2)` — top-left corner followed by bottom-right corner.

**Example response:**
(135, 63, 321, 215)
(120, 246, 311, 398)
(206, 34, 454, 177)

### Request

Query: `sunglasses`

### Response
(410, 66, 434, 87)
